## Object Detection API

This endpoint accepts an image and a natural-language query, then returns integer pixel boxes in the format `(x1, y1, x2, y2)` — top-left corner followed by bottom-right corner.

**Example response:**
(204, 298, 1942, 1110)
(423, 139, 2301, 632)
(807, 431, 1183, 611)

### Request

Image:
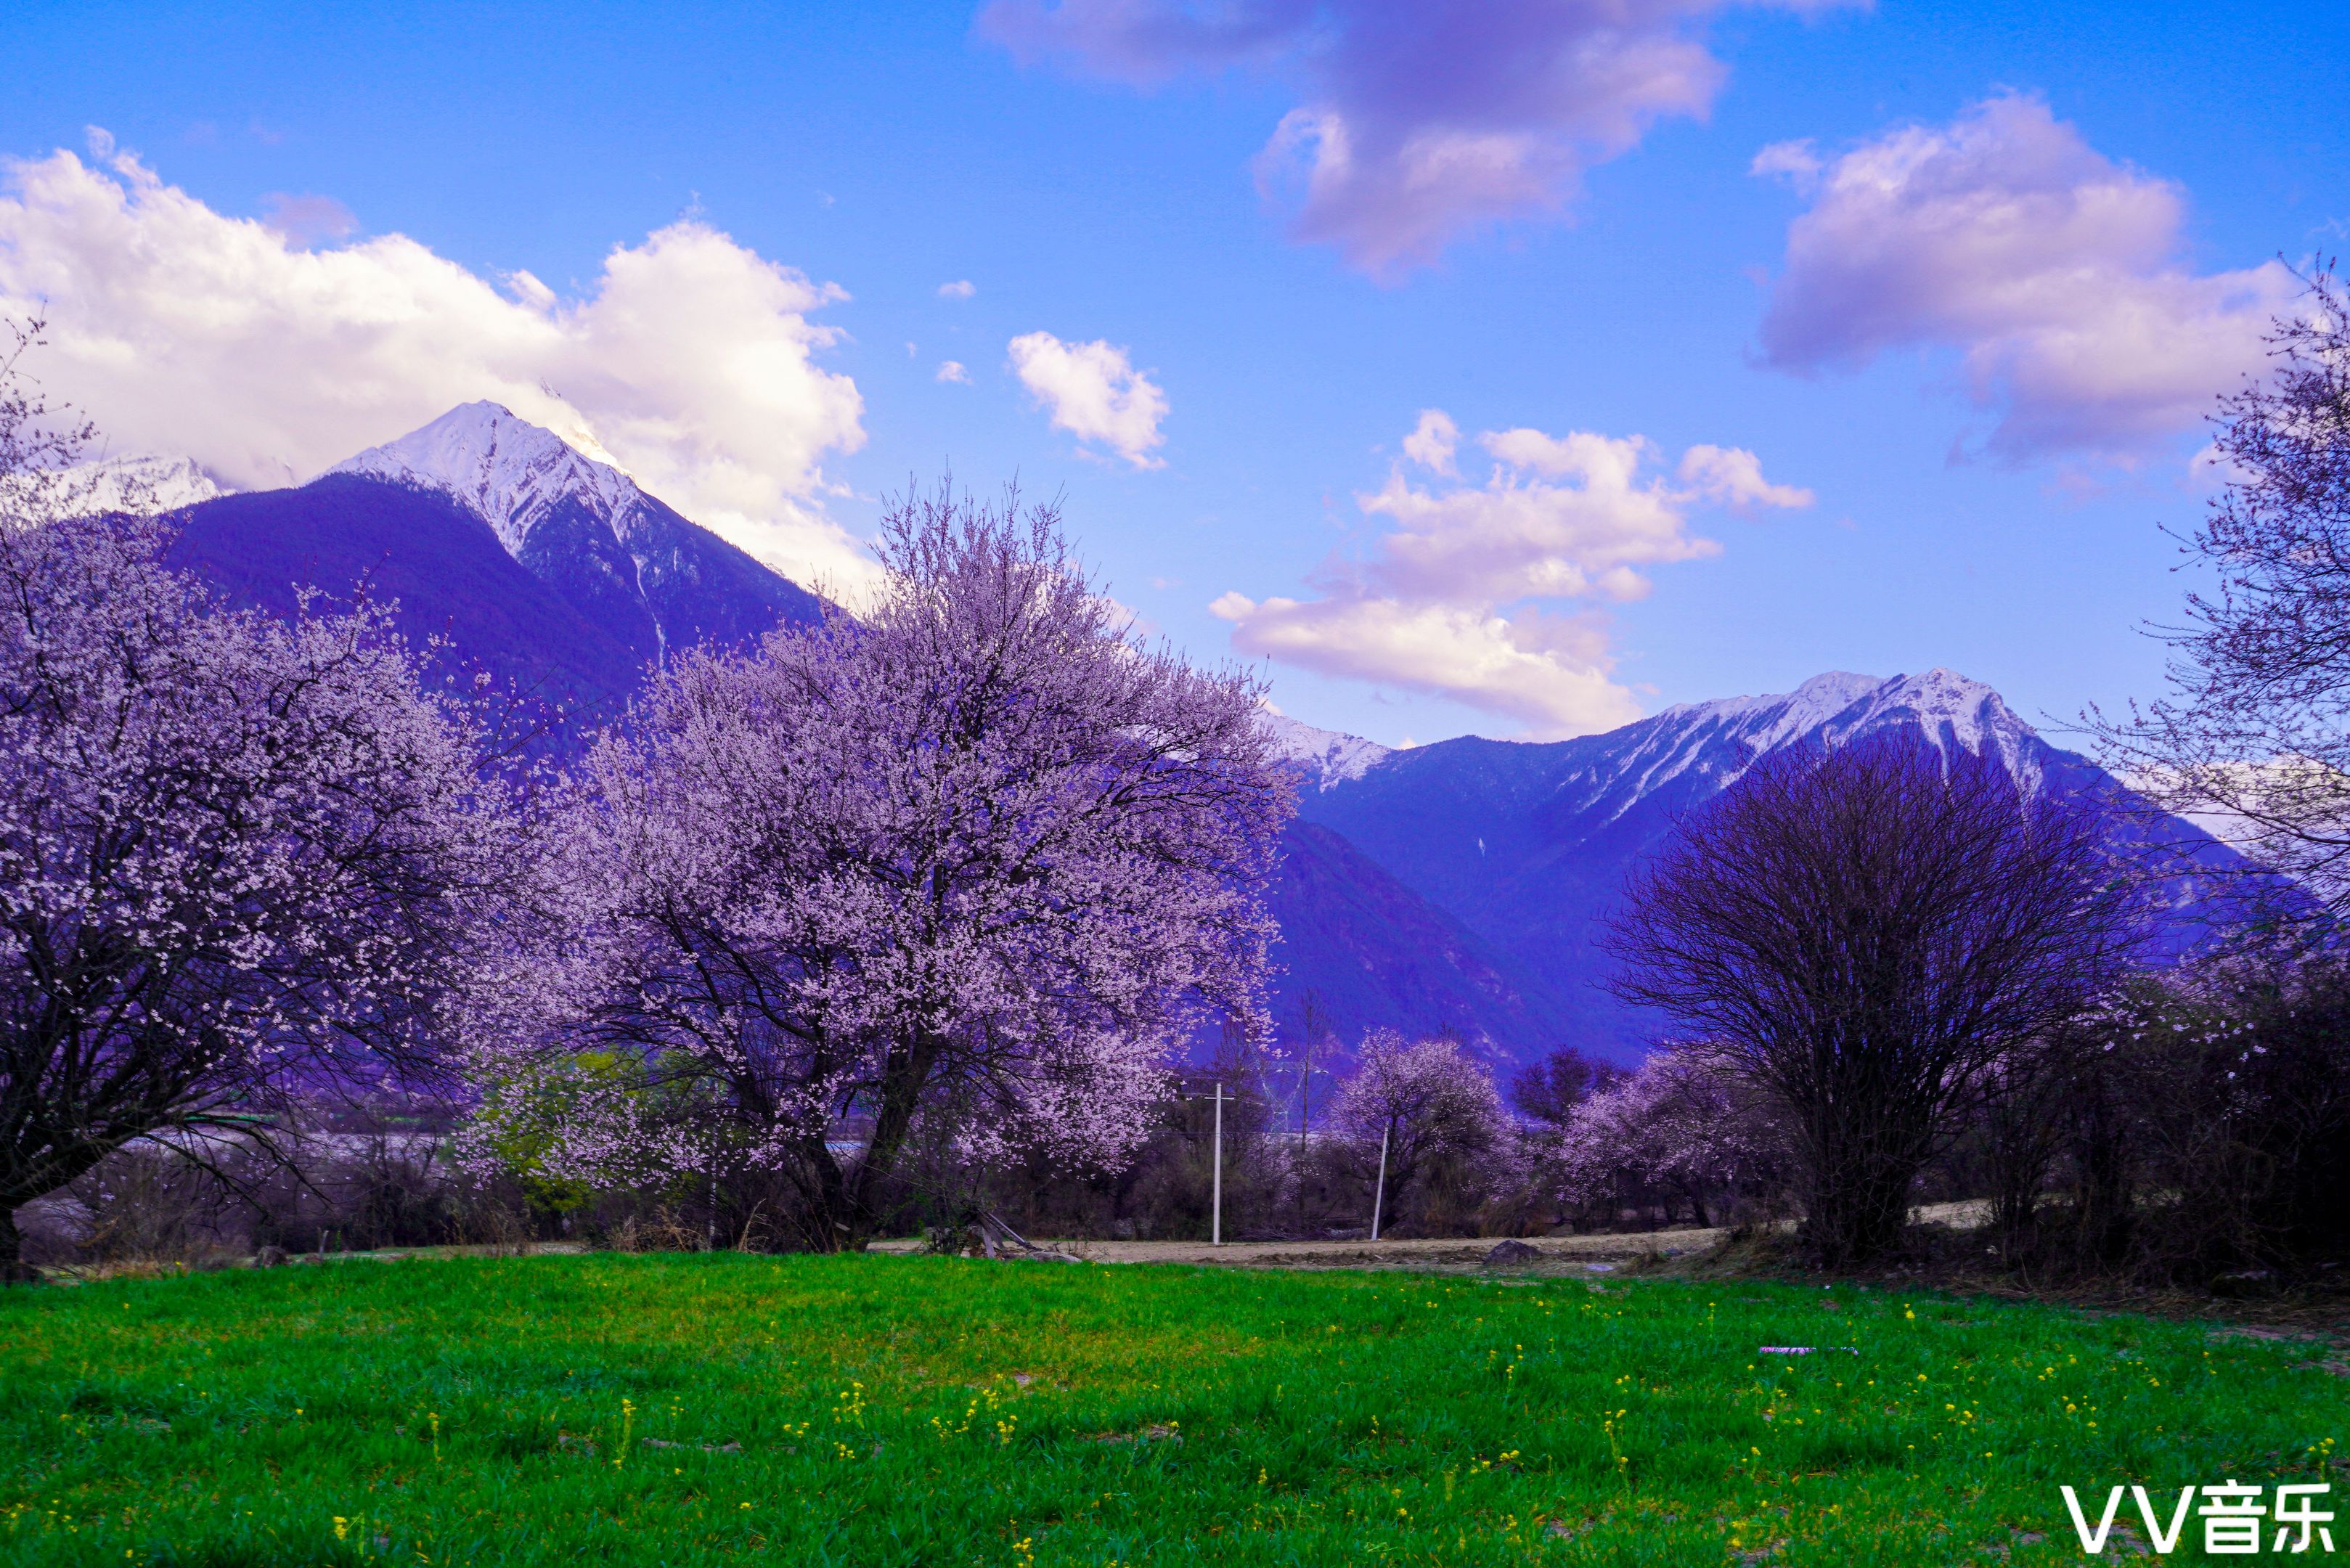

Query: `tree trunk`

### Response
(794, 1134, 859, 1254)
(0, 1205, 38, 1284)
(1806, 1165, 1912, 1266)
(820, 1031, 944, 1251)
(1985, 1090, 2057, 1267)
(2070, 1082, 2134, 1268)
(1803, 1113, 1929, 1267)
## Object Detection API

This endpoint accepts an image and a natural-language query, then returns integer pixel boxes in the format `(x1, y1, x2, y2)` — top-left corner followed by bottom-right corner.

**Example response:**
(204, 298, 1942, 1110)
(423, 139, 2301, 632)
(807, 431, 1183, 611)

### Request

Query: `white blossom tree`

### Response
(0, 412, 517, 1278)
(476, 486, 1292, 1248)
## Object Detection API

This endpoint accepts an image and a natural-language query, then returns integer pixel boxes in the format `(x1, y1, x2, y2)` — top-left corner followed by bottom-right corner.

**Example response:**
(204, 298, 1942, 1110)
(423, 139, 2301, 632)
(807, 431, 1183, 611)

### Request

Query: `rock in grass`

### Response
(1483, 1240, 1542, 1267)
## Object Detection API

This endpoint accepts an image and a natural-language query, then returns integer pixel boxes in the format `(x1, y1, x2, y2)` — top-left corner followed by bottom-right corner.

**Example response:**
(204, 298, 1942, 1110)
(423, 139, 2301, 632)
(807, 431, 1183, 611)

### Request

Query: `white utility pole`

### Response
(1211, 1082, 1225, 1247)
(1370, 1120, 1391, 1241)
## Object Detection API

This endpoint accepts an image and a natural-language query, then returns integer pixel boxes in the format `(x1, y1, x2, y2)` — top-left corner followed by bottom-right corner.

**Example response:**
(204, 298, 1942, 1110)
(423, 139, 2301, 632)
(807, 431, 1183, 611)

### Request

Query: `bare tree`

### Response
(1605, 735, 2139, 1265)
(2097, 265, 2350, 910)
(1508, 1045, 1619, 1131)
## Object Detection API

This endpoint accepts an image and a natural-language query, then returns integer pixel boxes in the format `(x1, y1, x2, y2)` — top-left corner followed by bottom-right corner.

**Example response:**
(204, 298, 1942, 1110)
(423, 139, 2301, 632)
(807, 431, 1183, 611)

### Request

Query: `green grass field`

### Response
(0, 1254, 2341, 1565)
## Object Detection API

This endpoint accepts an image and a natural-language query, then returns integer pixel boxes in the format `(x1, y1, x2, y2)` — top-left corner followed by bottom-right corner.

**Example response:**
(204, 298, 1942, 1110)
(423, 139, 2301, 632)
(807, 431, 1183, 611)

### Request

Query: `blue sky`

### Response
(7, 0, 2346, 746)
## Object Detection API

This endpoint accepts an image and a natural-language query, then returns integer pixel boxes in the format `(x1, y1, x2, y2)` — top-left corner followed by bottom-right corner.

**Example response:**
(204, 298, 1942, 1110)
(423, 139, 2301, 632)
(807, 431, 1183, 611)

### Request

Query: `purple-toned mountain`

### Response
(166, 476, 654, 716)
(144, 405, 825, 725)
(1270, 672, 2246, 1065)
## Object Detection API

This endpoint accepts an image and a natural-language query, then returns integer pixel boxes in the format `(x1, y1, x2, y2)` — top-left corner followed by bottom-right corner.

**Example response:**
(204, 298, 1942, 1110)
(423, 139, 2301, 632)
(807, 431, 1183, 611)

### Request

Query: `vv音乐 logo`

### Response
(2061, 1482, 2335, 1555)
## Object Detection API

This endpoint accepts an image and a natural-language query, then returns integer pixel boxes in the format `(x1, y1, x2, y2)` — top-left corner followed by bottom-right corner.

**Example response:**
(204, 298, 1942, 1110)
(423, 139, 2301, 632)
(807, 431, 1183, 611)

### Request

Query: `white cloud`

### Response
(257, 192, 357, 247)
(1400, 408, 1458, 475)
(1212, 591, 1641, 735)
(937, 279, 977, 299)
(1747, 138, 1820, 181)
(1754, 92, 2297, 463)
(1358, 428, 1719, 606)
(936, 359, 971, 384)
(1676, 444, 1816, 510)
(1213, 412, 1809, 738)
(982, 0, 1859, 276)
(1006, 330, 1169, 468)
(0, 136, 875, 591)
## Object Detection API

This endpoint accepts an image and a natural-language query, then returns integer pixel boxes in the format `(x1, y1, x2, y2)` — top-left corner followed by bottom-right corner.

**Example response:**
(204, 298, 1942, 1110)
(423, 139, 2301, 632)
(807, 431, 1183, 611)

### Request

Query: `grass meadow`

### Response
(1, 1253, 2341, 1565)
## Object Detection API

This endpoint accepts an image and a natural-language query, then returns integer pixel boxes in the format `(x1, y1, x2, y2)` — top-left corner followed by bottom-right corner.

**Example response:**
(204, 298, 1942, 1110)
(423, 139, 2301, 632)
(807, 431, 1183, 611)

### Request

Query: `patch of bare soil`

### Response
(868, 1228, 1714, 1274)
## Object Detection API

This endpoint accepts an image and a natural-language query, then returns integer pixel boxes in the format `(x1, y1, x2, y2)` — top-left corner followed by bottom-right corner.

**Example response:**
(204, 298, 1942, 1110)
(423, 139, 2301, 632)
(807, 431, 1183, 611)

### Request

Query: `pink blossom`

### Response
(1550, 1048, 1780, 1222)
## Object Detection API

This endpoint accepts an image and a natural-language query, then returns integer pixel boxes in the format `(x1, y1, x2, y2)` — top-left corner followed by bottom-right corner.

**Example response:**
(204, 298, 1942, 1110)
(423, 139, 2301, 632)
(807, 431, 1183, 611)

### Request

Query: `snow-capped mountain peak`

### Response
(1779, 667, 2036, 778)
(23, 454, 232, 518)
(1852, 667, 2027, 750)
(1657, 667, 2030, 761)
(1657, 670, 1880, 742)
(318, 402, 825, 674)
(327, 401, 640, 558)
(1262, 712, 1393, 791)
(1538, 668, 2046, 826)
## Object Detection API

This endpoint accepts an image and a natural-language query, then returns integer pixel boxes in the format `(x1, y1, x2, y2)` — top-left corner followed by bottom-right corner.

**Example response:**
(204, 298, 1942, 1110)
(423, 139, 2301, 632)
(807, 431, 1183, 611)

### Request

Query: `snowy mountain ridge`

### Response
(1286, 666, 2041, 817)
(34, 454, 232, 518)
(1687, 666, 2035, 759)
(1585, 666, 2041, 820)
(1282, 667, 2227, 1062)
(317, 401, 825, 674)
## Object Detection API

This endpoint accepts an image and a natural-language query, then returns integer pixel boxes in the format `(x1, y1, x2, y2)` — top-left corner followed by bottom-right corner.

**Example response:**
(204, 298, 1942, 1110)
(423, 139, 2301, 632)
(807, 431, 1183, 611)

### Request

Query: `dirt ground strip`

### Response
(864, 1229, 1715, 1273)
(865, 1201, 2001, 1274)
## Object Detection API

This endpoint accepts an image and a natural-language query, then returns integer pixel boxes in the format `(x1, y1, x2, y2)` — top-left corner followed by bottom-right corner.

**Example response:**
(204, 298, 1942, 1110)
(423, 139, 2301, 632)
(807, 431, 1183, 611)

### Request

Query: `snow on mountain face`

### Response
(1262, 712, 1395, 791)
(327, 401, 638, 559)
(31, 455, 230, 517)
(1281, 668, 2038, 821)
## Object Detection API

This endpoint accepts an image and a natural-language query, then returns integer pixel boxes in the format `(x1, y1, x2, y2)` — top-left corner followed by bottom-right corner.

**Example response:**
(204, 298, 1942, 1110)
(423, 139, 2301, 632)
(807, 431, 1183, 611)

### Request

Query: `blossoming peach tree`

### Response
(1549, 1048, 1784, 1228)
(465, 488, 1292, 1248)
(0, 497, 520, 1278)
(1329, 1031, 1511, 1214)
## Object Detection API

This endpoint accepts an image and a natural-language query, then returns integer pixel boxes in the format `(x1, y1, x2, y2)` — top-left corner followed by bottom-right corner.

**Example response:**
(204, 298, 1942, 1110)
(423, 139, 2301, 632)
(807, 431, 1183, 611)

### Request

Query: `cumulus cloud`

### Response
(1007, 330, 1168, 467)
(0, 136, 875, 591)
(1676, 443, 1816, 510)
(1400, 407, 1458, 475)
(938, 279, 977, 298)
(981, 0, 1853, 275)
(936, 359, 972, 383)
(1212, 412, 1809, 737)
(1753, 92, 2298, 462)
(1214, 591, 1639, 734)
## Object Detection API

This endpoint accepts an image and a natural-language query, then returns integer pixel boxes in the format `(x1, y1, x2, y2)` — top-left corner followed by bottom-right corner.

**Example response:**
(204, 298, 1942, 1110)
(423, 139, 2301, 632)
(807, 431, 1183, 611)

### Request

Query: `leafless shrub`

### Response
(1607, 733, 2140, 1265)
